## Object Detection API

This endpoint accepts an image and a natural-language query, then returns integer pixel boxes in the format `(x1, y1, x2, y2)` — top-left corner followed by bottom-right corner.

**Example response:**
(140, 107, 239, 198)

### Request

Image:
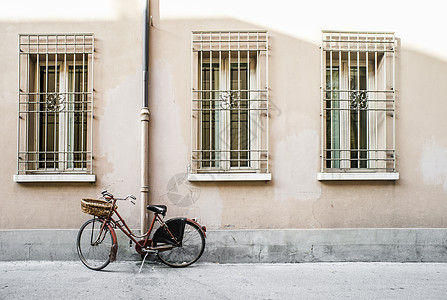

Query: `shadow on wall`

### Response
(0, 0, 144, 22)
(149, 14, 447, 229)
(148, 17, 324, 229)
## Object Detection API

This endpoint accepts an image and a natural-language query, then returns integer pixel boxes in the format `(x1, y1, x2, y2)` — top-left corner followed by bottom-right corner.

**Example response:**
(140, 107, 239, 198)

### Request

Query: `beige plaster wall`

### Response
(1, 0, 447, 231)
(147, 4, 447, 230)
(0, 0, 144, 229)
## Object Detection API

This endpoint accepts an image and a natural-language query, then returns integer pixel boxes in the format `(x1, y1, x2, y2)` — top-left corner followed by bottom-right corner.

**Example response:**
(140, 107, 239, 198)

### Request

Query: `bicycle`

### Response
(77, 190, 206, 271)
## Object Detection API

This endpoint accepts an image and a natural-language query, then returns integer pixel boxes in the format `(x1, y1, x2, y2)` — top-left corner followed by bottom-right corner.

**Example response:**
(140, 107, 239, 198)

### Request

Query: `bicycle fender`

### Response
(107, 223, 118, 262)
(187, 218, 207, 238)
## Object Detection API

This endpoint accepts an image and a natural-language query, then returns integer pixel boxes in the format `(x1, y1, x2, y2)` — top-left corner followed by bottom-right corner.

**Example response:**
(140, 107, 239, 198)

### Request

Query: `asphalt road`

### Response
(1, 261, 447, 299)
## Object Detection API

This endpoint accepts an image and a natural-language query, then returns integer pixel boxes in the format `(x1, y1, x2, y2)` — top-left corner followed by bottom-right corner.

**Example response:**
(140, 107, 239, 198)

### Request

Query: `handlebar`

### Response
(101, 190, 114, 199)
(101, 190, 136, 205)
(124, 195, 136, 205)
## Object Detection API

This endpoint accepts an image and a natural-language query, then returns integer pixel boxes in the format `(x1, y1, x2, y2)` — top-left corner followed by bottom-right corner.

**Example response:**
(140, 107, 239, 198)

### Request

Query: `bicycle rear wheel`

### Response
(77, 218, 114, 270)
(156, 220, 205, 267)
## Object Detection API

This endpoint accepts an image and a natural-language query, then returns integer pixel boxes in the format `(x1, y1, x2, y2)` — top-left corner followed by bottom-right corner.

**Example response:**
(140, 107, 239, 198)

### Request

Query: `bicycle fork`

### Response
(91, 217, 118, 262)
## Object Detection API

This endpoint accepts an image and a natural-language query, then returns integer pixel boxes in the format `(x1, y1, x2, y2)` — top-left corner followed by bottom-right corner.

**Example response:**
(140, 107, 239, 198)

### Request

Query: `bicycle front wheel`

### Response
(156, 220, 205, 267)
(77, 218, 114, 271)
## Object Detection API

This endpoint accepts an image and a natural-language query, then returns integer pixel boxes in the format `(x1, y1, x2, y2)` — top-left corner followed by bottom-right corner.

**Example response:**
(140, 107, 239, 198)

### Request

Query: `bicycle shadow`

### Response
(95, 257, 180, 274)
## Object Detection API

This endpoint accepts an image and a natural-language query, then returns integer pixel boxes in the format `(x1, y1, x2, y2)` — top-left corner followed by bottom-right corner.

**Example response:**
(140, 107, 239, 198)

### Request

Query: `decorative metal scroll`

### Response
(220, 91, 239, 110)
(46, 93, 66, 112)
(350, 91, 368, 110)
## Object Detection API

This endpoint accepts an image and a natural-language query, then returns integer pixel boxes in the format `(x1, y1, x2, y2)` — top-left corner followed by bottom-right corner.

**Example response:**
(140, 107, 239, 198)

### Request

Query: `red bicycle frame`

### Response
(97, 196, 206, 258)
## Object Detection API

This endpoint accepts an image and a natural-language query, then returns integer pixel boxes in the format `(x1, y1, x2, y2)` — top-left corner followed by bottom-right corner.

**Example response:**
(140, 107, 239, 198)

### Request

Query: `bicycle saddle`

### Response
(147, 205, 167, 216)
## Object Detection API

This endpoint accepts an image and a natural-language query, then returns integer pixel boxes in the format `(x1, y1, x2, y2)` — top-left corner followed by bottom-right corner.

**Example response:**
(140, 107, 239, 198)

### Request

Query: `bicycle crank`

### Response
(135, 239, 154, 255)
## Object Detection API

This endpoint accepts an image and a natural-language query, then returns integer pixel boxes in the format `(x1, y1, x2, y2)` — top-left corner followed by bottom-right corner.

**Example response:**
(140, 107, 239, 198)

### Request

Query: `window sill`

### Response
(317, 172, 399, 181)
(14, 174, 96, 183)
(188, 173, 271, 182)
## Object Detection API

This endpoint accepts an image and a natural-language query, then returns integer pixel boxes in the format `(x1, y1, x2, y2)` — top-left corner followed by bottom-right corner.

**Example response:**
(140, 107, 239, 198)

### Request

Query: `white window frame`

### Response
(35, 62, 89, 171)
(198, 56, 258, 171)
(318, 31, 398, 181)
(189, 31, 270, 181)
(15, 34, 95, 183)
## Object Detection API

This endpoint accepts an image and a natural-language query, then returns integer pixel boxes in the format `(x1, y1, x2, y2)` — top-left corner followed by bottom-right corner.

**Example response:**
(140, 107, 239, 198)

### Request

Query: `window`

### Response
(319, 31, 398, 180)
(15, 34, 95, 182)
(189, 31, 270, 181)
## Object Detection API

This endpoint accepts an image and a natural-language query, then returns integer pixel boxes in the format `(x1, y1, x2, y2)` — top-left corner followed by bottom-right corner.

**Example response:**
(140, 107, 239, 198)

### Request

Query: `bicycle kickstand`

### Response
(139, 252, 150, 273)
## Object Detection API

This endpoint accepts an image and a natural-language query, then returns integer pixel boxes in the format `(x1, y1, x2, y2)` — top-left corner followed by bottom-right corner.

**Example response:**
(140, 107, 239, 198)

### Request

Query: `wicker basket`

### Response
(81, 199, 115, 218)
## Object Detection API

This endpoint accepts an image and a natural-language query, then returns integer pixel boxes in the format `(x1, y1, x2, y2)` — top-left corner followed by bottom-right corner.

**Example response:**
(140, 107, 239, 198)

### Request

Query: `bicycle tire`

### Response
(156, 220, 205, 267)
(77, 218, 114, 271)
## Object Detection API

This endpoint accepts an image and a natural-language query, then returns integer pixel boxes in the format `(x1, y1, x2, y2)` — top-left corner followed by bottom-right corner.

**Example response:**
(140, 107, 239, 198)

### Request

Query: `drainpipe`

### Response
(140, 0, 150, 233)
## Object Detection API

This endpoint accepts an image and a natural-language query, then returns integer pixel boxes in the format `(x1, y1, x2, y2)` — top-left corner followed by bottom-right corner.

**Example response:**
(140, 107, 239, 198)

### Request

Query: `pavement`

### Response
(1, 261, 447, 299)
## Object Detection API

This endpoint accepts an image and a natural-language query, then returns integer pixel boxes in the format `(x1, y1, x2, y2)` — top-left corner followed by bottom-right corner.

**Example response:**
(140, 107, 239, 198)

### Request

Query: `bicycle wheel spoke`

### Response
(77, 218, 113, 270)
(156, 220, 205, 267)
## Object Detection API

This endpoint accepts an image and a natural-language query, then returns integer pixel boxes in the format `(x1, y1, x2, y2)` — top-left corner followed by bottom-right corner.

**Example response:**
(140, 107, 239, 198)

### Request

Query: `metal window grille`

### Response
(17, 34, 94, 174)
(321, 31, 396, 172)
(191, 31, 269, 173)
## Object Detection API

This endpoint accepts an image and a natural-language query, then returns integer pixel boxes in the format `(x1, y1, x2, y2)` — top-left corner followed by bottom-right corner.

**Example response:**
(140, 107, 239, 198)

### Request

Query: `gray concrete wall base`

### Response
(1, 228, 446, 263)
(203, 229, 447, 263)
